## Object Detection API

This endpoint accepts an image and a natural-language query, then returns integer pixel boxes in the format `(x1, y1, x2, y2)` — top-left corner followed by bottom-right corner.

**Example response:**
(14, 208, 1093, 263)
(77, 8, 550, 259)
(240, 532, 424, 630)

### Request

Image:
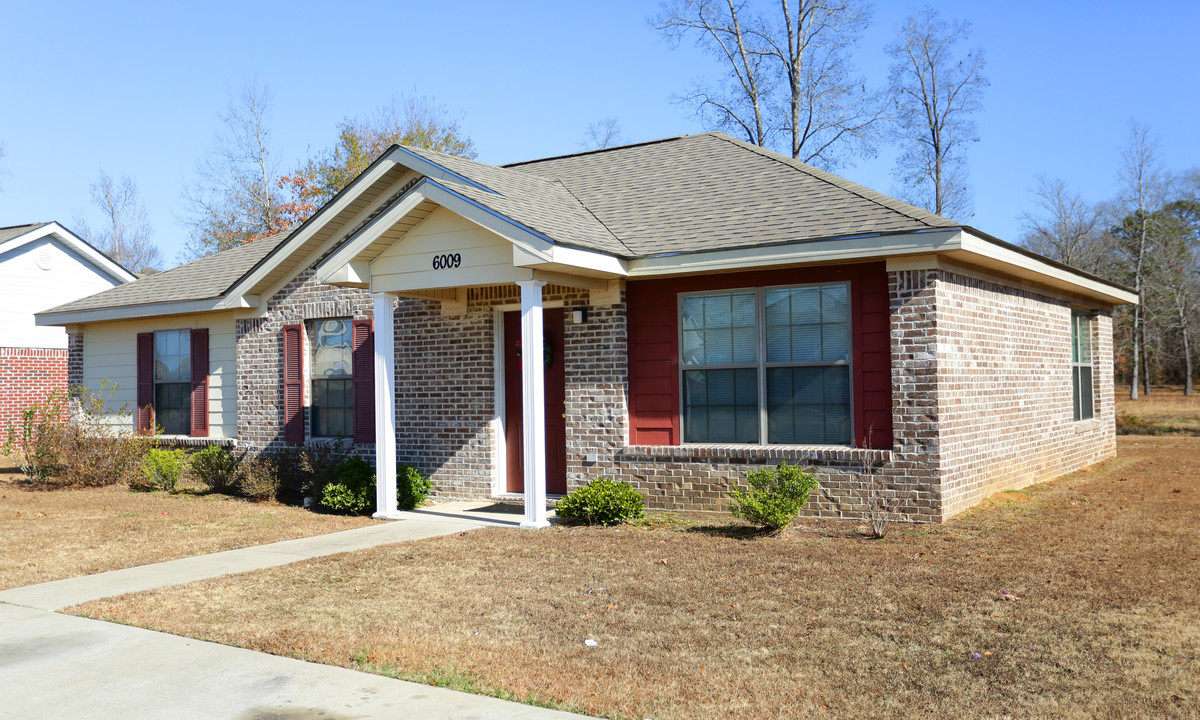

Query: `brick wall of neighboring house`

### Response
(235, 267, 376, 459)
(0, 347, 68, 443)
(933, 270, 1116, 518)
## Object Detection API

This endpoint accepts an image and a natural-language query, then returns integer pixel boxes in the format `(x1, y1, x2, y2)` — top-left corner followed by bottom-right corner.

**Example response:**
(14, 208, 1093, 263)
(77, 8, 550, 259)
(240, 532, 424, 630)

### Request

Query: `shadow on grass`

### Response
(685, 523, 777, 540)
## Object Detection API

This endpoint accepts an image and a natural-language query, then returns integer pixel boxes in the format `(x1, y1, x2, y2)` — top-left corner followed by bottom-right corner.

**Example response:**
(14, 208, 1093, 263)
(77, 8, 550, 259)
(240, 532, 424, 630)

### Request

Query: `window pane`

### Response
(705, 328, 733, 365)
(154, 382, 191, 435)
(764, 285, 849, 363)
(767, 366, 850, 444)
(821, 285, 848, 323)
(682, 330, 705, 366)
(822, 322, 849, 361)
(154, 329, 191, 382)
(733, 327, 757, 363)
(1078, 317, 1092, 363)
(312, 377, 354, 438)
(790, 287, 820, 323)
(1079, 366, 1094, 420)
(791, 324, 821, 362)
(312, 319, 352, 378)
(682, 369, 758, 443)
(704, 294, 732, 328)
(681, 296, 704, 330)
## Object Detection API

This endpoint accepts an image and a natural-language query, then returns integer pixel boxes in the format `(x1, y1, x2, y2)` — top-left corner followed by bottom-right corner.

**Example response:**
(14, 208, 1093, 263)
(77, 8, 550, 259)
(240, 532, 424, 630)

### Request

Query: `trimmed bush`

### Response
(133, 448, 189, 492)
(190, 446, 240, 493)
(237, 456, 281, 501)
(397, 464, 431, 511)
(320, 455, 375, 514)
(557, 477, 645, 526)
(729, 462, 817, 533)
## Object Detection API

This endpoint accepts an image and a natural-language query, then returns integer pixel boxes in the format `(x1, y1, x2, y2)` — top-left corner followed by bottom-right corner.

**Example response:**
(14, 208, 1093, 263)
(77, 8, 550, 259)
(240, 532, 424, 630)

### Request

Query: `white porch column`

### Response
(372, 292, 402, 520)
(517, 279, 550, 529)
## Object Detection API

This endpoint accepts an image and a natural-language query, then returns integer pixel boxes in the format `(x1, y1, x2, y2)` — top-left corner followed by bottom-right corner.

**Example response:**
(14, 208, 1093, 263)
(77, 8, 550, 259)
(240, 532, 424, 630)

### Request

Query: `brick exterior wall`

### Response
(235, 267, 376, 458)
(0, 347, 67, 443)
(932, 270, 1116, 518)
(231, 261, 1117, 524)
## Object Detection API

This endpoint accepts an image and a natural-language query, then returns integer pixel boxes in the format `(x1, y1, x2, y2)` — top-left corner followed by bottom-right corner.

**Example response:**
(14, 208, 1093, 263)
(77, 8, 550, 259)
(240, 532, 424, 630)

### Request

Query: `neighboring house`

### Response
(0, 222, 136, 441)
(37, 133, 1137, 525)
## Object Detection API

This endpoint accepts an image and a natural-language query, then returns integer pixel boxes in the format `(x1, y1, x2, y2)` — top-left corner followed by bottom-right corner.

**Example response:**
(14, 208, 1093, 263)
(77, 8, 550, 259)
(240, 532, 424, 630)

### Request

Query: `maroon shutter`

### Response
(136, 332, 154, 434)
(282, 324, 304, 443)
(189, 328, 209, 437)
(352, 319, 375, 444)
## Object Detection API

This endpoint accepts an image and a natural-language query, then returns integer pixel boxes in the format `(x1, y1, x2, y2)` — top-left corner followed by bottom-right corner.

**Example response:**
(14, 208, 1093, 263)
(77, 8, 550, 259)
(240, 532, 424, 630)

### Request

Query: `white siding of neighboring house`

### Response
(81, 312, 238, 438)
(0, 236, 124, 349)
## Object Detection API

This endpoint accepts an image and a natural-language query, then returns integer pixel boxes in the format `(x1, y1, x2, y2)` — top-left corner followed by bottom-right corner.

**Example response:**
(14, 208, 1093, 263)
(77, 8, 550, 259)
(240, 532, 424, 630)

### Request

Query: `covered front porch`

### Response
(315, 190, 626, 529)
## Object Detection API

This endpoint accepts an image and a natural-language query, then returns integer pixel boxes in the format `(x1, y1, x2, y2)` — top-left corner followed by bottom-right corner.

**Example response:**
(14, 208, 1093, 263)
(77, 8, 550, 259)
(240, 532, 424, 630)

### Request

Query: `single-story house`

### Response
(1, 222, 135, 441)
(36, 132, 1136, 526)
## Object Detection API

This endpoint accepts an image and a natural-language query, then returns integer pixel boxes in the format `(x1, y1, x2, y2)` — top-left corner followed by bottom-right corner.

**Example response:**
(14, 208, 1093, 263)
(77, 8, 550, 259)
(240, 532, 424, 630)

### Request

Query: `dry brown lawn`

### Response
(0, 459, 374, 590)
(70, 435, 1200, 720)
(1116, 385, 1200, 435)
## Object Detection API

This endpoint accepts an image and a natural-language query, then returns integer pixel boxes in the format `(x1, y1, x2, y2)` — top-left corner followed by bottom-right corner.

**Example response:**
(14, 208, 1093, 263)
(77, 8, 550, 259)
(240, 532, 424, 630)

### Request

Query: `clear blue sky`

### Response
(2, 1, 1197, 265)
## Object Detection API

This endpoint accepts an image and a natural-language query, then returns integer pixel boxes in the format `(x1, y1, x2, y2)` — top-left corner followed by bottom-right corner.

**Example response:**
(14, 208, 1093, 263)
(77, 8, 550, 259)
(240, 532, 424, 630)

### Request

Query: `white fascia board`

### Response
(385, 146, 495, 194)
(626, 230, 963, 277)
(220, 158, 401, 303)
(544, 244, 628, 276)
(36, 298, 230, 326)
(957, 232, 1139, 306)
(314, 185, 433, 285)
(422, 182, 554, 257)
(1, 222, 138, 283)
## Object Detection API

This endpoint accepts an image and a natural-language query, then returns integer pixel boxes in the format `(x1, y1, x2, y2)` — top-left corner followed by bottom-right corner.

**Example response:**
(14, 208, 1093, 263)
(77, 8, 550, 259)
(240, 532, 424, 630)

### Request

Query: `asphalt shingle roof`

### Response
(0, 223, 50, 243)
(43, 232, 289, 314)
(40, 132, 963, 315)
(504, 132, 957, 256)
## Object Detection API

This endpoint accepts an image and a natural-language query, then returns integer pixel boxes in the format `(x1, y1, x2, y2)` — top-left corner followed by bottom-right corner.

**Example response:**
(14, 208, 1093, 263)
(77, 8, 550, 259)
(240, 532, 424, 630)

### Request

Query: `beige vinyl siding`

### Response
(369, 207, 530, 293)
(0, 237, 122, 349)
(81, 312, 237, 437)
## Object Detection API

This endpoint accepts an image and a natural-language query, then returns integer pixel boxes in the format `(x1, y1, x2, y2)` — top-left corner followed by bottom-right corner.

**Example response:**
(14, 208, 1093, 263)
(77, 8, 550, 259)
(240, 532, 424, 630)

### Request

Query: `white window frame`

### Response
(1071, 309, 1095, 422)
(153, 328, 192, 436)
(677, 281, 854, 446)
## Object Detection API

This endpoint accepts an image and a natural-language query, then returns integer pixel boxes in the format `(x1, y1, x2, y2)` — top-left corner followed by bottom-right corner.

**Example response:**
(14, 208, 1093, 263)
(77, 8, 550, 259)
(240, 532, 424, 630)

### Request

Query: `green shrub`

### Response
(556, 477, 645, 526)
(729, 463, 817, 533)
(2, 389, 68, 482)
(236, 456, 281, 501)
(133, 448, 189, 492)
(299, 439, 351, 502)
(190, 446, 240, 493)
(320, 455, 375, 514)
(397, 464, 431, 510)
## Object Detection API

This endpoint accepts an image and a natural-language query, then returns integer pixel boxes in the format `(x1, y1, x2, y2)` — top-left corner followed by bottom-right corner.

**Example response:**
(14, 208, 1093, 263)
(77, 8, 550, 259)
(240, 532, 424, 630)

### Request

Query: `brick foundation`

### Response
(0, 347, 68, 443)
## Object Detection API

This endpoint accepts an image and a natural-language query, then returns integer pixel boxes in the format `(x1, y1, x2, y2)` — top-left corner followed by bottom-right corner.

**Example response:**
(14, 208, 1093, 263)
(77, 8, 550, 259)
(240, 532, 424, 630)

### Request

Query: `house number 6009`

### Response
(432, 253, 462, 270)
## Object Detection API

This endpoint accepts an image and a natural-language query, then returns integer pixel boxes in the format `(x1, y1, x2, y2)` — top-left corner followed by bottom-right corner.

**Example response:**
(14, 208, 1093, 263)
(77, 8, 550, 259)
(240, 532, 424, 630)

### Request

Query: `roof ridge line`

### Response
(502, 134, 692, 168)
(550, 178, 635, 257)
(706, 133, 958, 230)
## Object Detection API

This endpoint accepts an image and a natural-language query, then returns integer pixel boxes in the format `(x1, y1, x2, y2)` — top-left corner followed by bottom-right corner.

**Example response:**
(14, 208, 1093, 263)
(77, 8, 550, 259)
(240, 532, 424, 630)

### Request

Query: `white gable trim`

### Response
(0, 222, 136, 284)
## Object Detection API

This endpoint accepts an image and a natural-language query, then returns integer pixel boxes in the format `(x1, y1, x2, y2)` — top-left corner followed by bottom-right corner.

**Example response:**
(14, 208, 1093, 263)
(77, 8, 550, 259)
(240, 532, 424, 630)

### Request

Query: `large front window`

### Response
(154, 330, 191, 435)
(310, 318, 354, 438)
(681, 283, 851, 445)
(1072, 310, 1094, 421)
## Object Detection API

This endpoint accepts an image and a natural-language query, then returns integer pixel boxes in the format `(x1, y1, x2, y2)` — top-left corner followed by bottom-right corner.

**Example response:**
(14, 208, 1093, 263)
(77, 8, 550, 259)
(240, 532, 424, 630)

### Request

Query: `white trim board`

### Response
(1, 222, 137, 284)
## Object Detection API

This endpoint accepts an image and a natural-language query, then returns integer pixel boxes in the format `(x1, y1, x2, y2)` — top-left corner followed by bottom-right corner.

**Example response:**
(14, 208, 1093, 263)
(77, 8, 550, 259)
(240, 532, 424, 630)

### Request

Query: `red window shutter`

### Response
(352, 319, 375, 444)
(189, 328, 209, 437)
(136, 332, 154, 434)
(282, 324, 304, 443)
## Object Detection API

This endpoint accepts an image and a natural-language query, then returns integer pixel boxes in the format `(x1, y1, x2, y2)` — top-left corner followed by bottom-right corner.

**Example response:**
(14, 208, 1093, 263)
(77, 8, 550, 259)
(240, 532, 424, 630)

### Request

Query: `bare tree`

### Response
(75, 170, 162, 274)
(582, 118, 625, 149)
(181, 80, 286, 259)
(1152, 200, 1200, 395)
(1019, 176, 1107, 273)
(1116, 122, 1169, 399)
(655, 0, 885, 170)
(886, 6, 987, 220)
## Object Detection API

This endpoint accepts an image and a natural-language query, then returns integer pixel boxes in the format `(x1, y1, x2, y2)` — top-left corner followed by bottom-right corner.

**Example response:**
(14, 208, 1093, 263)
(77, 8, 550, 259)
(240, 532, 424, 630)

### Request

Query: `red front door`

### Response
(503, 309, 567, 495)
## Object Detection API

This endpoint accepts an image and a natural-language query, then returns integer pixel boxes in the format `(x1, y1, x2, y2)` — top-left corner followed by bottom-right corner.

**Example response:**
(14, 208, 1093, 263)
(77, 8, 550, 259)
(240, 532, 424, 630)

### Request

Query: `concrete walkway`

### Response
(0, 501, 533, 611)
(0, 503, 589, 720)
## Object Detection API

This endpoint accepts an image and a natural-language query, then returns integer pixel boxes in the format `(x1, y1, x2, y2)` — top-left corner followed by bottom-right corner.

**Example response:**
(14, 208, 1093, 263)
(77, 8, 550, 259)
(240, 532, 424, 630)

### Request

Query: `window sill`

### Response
(153, 436, 237, 448)
(1074, 418, 1104, 434)
(618, 443, 892, 464)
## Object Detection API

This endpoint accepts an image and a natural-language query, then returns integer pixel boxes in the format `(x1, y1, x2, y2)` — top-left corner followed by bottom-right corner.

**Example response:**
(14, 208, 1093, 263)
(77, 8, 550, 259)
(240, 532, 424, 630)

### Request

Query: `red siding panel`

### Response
(136, 332, 153, 434)
(626, 262, 893, 448)
(352, 319, 375, 444)
(189, 329, 209, 437)
(282, 324, 304, 443)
